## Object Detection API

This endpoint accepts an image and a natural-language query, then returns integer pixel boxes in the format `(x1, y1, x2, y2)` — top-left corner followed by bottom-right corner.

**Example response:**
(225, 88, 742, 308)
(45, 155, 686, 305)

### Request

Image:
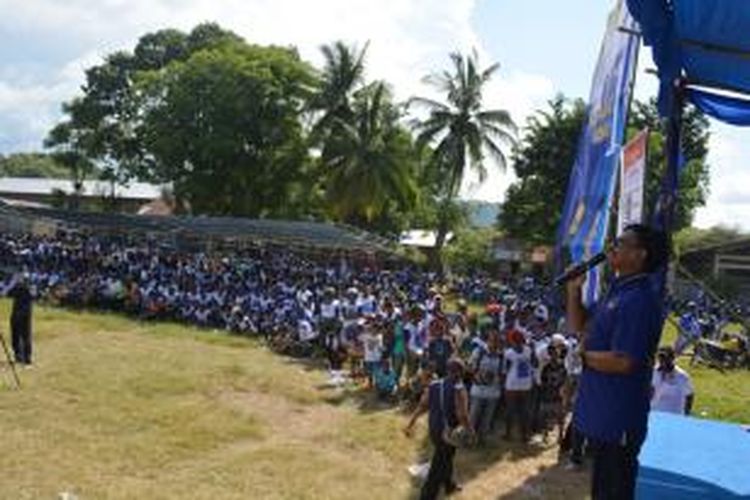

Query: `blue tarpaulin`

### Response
(690, 89, 750, 127)
(627, 0, 750, 124)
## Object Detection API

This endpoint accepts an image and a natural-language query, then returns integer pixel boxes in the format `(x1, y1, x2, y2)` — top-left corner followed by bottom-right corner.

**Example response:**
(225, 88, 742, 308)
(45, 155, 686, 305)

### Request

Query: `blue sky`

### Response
(0, 0, 746, 229)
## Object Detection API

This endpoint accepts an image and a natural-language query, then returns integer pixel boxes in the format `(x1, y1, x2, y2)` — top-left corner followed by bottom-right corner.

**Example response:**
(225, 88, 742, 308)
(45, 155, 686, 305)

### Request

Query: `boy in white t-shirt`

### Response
(362, 327, 384, 387)
(503, 330, 534, 442)
(651, 347, 694, 415)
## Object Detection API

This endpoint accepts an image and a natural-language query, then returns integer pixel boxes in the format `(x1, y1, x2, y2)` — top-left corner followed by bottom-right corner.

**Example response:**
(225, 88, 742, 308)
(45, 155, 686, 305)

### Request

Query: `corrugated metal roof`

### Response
(0, 177, 165, 200)
(399, 230, 454, 248)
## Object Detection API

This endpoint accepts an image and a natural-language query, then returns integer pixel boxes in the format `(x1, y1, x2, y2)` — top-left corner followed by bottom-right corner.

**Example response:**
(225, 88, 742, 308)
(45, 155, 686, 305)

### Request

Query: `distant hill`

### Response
(463, 201, 501, 228)
(0, 152, 69, 179)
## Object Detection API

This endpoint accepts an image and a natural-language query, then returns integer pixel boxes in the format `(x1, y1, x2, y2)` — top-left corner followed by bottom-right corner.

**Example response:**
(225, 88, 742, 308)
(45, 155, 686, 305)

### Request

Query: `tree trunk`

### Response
(429, 213, 450, 274)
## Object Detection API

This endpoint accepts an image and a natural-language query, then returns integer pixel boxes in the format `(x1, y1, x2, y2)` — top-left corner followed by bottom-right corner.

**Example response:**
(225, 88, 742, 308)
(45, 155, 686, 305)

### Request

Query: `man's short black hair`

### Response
(623, 223, 670, 273)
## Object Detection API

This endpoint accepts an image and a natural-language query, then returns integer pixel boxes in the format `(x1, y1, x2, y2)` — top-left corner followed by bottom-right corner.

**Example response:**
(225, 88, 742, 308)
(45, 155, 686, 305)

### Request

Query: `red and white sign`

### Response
(617, 130, 648, 235)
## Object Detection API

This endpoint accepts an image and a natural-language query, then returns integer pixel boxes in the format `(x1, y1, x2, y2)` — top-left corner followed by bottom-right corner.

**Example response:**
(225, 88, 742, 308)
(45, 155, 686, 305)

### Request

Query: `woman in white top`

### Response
(651, 347, 694, 415)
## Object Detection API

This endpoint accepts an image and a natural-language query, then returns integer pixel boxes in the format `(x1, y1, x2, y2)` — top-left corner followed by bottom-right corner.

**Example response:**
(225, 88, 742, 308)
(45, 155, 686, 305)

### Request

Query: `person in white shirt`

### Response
(503, 330, 534, 442)
(298, 318, 317, 342)
(361, 326, 384, 387)
(651, 347, 694, 415)
(468, 330, 503, 445)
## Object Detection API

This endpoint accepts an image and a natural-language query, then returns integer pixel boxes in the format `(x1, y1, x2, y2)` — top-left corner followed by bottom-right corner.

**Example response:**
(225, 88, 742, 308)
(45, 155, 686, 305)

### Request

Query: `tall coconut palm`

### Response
(323, 82, 419, 224)
(411, 51, 518, 268)
(309, 40, 369, 143)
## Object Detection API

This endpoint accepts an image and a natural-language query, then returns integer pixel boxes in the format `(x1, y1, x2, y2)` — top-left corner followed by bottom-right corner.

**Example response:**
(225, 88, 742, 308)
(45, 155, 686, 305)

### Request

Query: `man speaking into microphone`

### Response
(565, 224, 668, 500)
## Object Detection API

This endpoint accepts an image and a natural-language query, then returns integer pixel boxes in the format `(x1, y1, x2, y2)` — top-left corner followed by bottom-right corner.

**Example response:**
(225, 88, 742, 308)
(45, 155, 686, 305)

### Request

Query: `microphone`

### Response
(554, 251, 608, 286)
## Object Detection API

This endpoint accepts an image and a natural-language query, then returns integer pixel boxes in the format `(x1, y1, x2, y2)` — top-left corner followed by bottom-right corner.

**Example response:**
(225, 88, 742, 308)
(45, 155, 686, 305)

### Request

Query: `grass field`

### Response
(0, 301, 746, 499)
(0, 301, 588, 499)
(660, 319, 750, 423)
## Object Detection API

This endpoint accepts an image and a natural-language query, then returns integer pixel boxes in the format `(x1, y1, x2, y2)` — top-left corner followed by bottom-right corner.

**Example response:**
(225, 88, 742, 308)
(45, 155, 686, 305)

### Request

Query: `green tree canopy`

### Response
(627, 97, 711, 231)
(45, 23, 246, 197)
(0, 153, 70, 179)
(137, 41, 316, 217)
(501, 96, 711, 245)
(321, 82, 419, 227)
(500, 95, 586, 245)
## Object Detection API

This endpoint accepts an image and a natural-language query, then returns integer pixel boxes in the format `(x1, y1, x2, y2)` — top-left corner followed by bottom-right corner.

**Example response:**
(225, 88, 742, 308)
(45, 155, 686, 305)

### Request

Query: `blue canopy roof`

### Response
(627, 0, 750, 124)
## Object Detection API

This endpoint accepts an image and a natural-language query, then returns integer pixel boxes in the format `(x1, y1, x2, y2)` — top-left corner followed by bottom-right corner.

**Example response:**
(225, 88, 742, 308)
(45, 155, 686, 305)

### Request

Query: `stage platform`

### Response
(637, 412, 750, 499)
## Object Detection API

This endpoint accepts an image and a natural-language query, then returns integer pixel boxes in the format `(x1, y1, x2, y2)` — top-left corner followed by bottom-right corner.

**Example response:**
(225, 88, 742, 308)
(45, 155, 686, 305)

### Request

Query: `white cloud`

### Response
(0, 1, 552, 155)
(694, 123, 750, 231)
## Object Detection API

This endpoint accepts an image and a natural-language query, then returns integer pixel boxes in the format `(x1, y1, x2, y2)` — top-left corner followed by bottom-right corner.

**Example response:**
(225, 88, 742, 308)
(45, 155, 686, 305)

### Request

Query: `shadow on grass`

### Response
(494, 460, 590, 500)
(405, 422, 572, 499)
(277, 354, 583, 498)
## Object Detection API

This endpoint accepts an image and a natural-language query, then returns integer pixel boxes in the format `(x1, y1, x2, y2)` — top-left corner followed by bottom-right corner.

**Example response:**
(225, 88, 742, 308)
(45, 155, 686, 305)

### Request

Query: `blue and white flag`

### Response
(556, 0, 640, 305)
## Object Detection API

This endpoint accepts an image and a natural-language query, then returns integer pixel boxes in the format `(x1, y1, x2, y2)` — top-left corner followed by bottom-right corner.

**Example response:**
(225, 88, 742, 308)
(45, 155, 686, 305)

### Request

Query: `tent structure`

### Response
(623, 1, 750, 279)
(0, 201, 397, 257)
(627, 0, 750, 124)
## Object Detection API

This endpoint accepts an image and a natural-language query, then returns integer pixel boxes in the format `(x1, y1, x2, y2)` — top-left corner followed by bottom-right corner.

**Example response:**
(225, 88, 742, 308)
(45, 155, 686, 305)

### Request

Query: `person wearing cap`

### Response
(404, 358, 472, 500)
(651, 346, 694, 415)
(566, 224, 668, 500)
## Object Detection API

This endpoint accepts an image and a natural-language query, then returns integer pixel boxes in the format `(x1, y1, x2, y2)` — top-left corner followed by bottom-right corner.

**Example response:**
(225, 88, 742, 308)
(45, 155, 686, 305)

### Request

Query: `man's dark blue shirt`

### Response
(574, 274, 662, 443)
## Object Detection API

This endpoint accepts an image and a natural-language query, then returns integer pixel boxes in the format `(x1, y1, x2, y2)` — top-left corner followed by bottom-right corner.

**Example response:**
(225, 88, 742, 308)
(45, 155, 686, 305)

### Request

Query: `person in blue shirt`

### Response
(404, 358, 472, 500)
(566, 224, 668, 500)
(426, 315, 454, 378)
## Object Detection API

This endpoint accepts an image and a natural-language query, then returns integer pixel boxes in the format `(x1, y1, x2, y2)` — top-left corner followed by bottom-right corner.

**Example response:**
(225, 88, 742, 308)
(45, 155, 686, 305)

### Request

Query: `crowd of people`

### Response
(0, 232, 583, 444)
(672, 290, 749, 368)
(0, 230, 712, 499)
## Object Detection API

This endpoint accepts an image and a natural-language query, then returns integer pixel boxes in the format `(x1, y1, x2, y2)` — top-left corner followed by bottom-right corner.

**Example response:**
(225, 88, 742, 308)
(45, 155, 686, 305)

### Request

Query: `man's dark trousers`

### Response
(420, 436, 456, 500)
(11, 315, 31, 364)
(590, 432, 645, 500)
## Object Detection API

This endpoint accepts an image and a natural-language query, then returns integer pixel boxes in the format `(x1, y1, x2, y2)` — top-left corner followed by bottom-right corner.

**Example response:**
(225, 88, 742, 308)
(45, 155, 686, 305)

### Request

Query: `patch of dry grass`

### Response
(0, 301, 586, 499)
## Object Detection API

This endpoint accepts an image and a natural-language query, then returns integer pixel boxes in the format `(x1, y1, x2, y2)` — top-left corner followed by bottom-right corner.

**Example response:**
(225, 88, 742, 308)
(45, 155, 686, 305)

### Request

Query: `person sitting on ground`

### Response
(403, 364, 435, 411)
(651, 346, 694, 415)
(375, 358, 398, 401)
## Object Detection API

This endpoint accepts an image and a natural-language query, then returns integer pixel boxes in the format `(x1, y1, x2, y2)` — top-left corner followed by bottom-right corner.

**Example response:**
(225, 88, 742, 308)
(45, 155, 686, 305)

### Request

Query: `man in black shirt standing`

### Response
(7, 275, 33, 365)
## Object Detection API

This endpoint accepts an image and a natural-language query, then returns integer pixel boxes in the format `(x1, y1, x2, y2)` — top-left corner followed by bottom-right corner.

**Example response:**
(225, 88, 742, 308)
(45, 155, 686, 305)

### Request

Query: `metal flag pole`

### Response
(0, 331, 21, 389)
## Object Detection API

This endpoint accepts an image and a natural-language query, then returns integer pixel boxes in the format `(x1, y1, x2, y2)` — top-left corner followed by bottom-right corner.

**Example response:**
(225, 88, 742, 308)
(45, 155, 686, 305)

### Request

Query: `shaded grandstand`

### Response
(0, 201, 398, 258)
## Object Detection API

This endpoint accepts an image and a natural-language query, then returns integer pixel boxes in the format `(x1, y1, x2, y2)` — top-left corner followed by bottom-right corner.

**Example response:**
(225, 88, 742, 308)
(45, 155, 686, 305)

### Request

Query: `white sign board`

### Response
(617, 130, 648, 235)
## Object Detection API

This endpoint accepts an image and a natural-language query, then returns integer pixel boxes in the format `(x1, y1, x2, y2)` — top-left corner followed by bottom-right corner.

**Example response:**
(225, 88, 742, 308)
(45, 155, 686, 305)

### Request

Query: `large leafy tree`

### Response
(627, 97, 711, 231)
(500, 96, 586, 244)
(137, 41, 316, 217)
(45, 23, 243, 200)
(501, 96, 711, 245)
(411, 51, 517, 268)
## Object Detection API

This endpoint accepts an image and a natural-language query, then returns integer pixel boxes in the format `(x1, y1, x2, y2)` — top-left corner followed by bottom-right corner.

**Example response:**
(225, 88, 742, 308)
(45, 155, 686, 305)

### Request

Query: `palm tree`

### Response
(308, 40, 369, 143)
(411, 51, 518, 269)
(323, 82, 418, 224)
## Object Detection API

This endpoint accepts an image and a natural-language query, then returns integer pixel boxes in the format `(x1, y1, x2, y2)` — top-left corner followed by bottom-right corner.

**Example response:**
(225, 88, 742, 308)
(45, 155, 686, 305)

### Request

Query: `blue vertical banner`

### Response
(556, 0, 640, 305)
